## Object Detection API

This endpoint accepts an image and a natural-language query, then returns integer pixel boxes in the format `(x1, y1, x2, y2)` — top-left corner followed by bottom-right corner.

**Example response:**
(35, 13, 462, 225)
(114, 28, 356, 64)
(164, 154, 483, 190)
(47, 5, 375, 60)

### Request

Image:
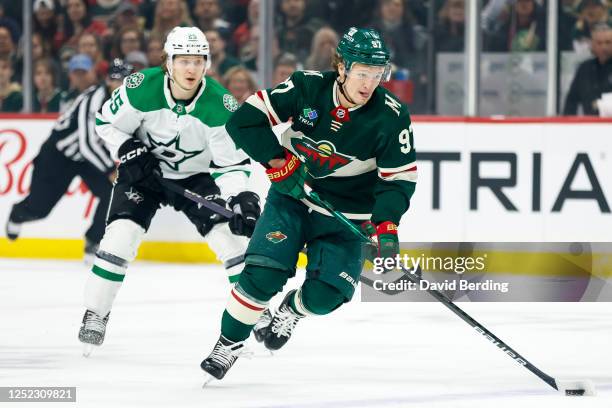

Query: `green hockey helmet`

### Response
(336, 27, 391, 81)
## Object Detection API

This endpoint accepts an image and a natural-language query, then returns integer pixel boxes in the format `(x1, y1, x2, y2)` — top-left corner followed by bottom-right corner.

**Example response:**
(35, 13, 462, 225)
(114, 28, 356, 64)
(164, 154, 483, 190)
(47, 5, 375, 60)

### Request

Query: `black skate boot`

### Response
(252, 308, 273, 343)
(5, 219, 21, 241)
(263, 290, 304, 351)
(200, 335, 249, 384)
(78, 310, 110, 357)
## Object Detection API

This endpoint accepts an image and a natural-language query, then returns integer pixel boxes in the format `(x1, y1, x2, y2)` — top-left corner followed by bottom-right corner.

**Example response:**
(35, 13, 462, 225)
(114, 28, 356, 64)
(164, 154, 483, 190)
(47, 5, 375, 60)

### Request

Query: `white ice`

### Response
(1, 259, 611, 408)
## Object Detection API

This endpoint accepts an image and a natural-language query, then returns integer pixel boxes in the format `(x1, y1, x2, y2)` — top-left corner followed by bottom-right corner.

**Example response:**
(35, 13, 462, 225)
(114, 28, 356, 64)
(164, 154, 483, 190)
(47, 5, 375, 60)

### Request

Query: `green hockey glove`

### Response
(361, 221, 399, 260)
(265, 150, 308, 200)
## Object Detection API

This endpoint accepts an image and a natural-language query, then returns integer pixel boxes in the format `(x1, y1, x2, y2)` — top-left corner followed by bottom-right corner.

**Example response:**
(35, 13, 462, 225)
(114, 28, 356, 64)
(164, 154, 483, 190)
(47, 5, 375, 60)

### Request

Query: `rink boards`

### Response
(1, 116, 611, 261)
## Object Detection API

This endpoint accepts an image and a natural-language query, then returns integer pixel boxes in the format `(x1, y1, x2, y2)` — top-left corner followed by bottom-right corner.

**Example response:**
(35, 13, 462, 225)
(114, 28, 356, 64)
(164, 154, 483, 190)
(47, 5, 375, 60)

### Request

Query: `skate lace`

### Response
(210, 341, 252, 369)
(253, 309, 272, 331)
(84, 311, 107, 333)
(270, 305, 302, 338)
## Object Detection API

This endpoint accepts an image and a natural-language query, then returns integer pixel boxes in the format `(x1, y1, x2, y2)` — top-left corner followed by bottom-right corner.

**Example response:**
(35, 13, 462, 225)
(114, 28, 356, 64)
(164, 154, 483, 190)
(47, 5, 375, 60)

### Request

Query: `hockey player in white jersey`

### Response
(79, 27, 260, 354)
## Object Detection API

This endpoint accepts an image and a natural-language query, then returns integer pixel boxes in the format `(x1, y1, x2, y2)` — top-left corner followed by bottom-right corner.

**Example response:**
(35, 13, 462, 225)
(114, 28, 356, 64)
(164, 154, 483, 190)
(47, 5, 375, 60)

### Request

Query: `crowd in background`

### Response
(0, 0, 611, 114)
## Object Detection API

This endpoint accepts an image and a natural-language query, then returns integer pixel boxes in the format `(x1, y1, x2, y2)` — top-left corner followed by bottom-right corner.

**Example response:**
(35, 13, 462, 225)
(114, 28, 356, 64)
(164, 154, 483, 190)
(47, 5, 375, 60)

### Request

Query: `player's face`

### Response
(342, 63, 385, 105)
(172, 55, 206, 90)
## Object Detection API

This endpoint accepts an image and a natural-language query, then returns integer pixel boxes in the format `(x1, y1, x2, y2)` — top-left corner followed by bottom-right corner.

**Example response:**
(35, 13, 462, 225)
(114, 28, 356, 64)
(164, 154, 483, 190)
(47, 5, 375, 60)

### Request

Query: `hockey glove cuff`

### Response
(227, 191, 261, 237)
(265, 150, 308, 200)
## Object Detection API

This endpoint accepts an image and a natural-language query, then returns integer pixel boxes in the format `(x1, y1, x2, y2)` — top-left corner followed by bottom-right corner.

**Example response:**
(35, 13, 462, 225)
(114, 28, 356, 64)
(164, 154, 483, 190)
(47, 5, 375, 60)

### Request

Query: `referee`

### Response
(5, 58, 133, 262)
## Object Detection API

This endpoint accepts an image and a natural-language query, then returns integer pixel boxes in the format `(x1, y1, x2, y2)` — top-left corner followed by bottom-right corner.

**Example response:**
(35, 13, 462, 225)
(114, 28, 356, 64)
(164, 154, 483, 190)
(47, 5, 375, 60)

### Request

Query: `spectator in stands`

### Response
(272, 52, 299, 86)
(0, 55, 22, 112)
(233, 0, 258, 58)
(106, 1, 141, 38)
(205, 29, 240, 77)
(33, 58, 61, 113)
(304, 26, 338, 72)
(484, 0, 546, 52)
(111, 26, 145, 59)
(0, 20, 17, 60)
(150, 0, 193, 41)
(559, 0, 579, 51)
(435, 0, 465, 52)
(222, 65, 257, 104)
(125, 50, 149, 71)
(55, 0, 108, 50)
(572, 0, 611, 53)
(369, 0, 427, 70)
(32, 32, 51, 61)
(564, 23, 612, 115)
(0, 1, 21, 25)
(60, 53, 97, 112)
(146, 35, 164, 67)
(33, 0, 58, 53)
(239, 23, 279, 71)
(194, 0, 233, 40)
(307, 0, 375, 34)
(78, 32, 109, 80)
(369, 0, 427, 112)
(276, 0, 324, 63)
(89, 0, 125, 22)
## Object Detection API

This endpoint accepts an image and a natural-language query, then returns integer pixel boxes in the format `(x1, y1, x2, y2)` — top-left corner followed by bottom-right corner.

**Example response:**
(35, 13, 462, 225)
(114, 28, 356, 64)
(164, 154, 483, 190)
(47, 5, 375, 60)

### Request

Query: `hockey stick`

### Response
(303, 186, 595, 396)
(156, 176, 234, 219)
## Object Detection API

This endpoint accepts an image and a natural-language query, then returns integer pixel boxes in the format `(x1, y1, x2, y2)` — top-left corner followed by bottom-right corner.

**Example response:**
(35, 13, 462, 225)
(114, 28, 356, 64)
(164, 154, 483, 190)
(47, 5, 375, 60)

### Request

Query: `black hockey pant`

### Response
(9, 140, 113, 244)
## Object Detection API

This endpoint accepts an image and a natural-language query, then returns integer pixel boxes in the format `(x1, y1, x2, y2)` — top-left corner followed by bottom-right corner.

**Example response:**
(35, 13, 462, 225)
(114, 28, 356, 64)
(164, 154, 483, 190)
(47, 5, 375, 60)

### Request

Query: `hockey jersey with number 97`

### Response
(95, 67, 250, 197)
(227, 70, 417, 225)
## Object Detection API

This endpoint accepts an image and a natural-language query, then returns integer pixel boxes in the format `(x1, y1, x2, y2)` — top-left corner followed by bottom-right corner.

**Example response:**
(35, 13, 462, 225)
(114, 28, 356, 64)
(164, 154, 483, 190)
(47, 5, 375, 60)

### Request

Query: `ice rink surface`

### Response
(1, 259, 611, 408)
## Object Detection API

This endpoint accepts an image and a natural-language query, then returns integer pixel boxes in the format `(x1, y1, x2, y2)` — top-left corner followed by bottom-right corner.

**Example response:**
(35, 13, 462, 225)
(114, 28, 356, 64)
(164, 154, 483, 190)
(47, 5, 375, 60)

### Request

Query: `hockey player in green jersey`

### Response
(78, 27, 261, 355)
(200, 27, 417, 381)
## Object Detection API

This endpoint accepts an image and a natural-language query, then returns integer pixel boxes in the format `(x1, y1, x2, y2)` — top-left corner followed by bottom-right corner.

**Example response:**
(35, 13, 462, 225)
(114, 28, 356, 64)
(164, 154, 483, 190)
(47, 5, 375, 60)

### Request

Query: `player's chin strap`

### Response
(336, 75, 358, 106)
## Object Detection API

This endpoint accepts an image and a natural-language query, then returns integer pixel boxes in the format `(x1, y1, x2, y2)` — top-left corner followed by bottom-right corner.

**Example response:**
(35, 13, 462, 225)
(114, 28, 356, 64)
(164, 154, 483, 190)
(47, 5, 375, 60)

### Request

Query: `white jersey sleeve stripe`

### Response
(245, 93, 276, 126)
(258, 90, 282, 125)
(377, 161, 417, 173)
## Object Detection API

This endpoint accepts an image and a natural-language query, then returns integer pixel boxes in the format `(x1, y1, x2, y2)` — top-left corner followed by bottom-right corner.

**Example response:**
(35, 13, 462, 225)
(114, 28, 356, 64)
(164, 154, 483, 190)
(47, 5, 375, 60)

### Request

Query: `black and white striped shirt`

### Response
(50, 84, 115, 174)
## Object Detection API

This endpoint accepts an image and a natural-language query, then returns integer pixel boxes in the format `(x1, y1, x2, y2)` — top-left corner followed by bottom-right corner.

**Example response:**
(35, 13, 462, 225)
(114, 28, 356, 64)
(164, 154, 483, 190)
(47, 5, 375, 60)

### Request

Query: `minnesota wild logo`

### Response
(266, 231, 287, 243)
(291, 136, 354, 178)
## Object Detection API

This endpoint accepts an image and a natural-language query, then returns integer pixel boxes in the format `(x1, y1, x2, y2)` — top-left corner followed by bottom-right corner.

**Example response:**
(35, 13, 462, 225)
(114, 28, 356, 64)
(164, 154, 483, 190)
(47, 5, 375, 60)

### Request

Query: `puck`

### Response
(565, 389, 585, 396)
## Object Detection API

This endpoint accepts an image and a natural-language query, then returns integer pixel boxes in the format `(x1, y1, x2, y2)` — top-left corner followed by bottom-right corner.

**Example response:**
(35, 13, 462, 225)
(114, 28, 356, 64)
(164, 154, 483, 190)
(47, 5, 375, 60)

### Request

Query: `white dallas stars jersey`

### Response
(95, 67, 249, 198)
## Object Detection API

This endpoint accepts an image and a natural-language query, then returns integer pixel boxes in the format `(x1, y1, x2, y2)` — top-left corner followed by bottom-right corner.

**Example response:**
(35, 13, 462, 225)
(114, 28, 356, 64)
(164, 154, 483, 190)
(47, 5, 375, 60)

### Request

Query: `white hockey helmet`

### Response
(164, 26, 211, 77)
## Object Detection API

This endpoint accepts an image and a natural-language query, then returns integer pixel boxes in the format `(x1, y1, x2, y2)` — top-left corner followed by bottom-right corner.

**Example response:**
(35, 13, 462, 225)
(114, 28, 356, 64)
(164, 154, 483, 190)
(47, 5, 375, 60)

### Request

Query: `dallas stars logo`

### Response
(291, 136, 354, 178)
(124, 187, 144, 204)
(147, 132, 203, 171)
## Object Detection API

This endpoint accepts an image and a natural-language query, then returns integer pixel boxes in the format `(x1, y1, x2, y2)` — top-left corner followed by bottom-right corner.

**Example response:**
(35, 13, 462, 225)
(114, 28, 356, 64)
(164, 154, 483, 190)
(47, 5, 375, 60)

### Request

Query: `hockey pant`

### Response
(9, 140, 112, 244)
(84, 173, 249, 316)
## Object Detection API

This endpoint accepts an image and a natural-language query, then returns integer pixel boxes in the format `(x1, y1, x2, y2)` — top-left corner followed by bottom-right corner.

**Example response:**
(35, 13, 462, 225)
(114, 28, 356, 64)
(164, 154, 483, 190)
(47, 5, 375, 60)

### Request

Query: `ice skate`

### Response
(5, 219, 21, 241)
(252, 308, 273, 343)
(200, 335, 250, 386)
(264, 290, 304, 351)
(78, 310, 109, 357)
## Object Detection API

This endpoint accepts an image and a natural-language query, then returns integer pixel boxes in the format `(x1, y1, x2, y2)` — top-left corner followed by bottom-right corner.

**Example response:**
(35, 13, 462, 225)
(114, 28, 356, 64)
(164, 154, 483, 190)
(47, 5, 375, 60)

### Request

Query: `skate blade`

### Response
(81, 343, 97, 358)
(202, 374, 217, 388)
